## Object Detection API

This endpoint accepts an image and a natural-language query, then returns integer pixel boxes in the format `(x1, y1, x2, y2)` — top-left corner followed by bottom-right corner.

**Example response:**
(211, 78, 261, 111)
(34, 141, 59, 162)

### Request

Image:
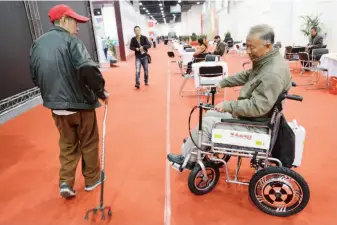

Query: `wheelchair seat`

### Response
(220, 118, 271, 127)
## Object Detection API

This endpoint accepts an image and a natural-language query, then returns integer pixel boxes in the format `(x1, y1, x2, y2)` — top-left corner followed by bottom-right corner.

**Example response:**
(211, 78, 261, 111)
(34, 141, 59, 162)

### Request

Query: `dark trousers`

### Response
(52, 110, 100, 187)
(186, 61, 193, 74)
(103, 48, 108, 59)
(136, 56, 149, 85)
(153, 41, 156, 48)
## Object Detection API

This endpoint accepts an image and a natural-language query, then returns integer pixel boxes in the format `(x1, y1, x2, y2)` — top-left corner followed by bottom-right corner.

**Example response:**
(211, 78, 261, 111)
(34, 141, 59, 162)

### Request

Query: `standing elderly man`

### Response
(167, 24, 292, 167)
(213, 35, 226, 56)
(30, 4, 109, 198)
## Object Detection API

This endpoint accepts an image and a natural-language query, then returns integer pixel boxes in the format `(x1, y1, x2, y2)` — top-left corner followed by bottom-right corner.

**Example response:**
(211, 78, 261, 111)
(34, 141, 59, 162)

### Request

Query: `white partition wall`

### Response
(217, 0, 337, 52)
(155, 22, 182, 36)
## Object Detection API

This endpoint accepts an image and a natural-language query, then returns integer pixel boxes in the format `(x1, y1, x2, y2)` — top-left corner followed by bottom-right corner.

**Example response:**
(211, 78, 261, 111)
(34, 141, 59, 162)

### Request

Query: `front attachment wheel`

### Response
(188, 161, 220, 195)
(249, 166, 310, 217)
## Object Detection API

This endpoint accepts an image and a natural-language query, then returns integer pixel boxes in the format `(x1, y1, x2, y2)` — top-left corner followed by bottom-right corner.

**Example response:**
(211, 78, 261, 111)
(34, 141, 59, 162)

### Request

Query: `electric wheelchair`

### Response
(171, 82, 310, 217)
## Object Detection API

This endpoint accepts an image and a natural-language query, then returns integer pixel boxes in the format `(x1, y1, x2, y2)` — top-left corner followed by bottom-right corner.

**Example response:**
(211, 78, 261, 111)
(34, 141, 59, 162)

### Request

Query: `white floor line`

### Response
(164, 60, 171, 225)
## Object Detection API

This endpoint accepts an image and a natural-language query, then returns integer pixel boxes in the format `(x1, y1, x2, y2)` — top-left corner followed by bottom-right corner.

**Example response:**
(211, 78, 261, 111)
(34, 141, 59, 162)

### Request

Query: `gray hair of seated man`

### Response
(248, 24, 275, 45)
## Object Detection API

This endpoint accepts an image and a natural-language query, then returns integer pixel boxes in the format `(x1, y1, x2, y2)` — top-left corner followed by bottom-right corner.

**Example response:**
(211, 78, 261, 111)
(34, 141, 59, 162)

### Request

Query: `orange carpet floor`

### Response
(0, 44, 337, 225)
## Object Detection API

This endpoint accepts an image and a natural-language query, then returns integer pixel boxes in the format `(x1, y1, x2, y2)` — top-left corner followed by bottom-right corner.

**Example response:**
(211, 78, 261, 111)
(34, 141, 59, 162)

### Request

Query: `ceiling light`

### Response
(159, 3, 162, 6)
(178, 0, 181, 2)
(162, 15, 165, 17)
(139, 2, 142, 5)
(143, 7, 146, 10)
(197, 2, 200, 4)
(160, 7, 163, 10)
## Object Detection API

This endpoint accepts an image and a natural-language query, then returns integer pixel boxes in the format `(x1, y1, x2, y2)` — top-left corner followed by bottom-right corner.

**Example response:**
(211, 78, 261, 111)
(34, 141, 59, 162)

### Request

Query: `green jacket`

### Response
(219, 49, 292, 120)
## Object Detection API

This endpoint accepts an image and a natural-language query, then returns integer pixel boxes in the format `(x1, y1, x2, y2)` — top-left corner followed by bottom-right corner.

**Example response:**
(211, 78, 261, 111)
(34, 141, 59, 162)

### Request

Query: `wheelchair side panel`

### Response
(212, 129, 271, 150)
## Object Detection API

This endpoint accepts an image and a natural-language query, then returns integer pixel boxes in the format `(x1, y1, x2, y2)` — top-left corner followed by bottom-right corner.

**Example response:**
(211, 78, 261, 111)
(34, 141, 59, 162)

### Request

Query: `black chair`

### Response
(183, 45, 192, 50)
(205, 54, 220, 62)
(185, 48, 196, 52)
(167, 51, 182, 74)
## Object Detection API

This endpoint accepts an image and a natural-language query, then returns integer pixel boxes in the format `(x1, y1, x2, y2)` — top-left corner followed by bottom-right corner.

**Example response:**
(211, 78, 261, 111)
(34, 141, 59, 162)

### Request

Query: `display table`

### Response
(192, 61, 228, 88)
(320, 53, 337, 77)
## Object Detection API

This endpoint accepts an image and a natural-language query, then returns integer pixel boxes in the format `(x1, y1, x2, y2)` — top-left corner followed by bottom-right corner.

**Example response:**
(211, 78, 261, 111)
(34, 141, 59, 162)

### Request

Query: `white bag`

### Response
(288, 120, 306, 167)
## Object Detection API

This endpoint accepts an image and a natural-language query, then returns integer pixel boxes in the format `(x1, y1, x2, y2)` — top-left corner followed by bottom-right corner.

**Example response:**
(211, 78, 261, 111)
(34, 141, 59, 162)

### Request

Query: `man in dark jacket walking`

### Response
(29, 4, 109, 199)
(130, 26, 151, 89)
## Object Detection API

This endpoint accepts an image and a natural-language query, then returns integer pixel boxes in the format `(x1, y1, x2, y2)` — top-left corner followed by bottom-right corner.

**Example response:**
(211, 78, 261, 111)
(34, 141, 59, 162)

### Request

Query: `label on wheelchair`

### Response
(212, 129, 271, 150)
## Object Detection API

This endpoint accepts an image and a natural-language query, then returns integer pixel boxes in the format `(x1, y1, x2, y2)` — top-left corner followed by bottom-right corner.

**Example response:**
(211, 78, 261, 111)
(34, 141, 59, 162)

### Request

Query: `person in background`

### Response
(224, 32, 234, 54)
(184, 38, 208, 75)
(102, 36, 109, 60)
(29, 4, 109, 199)
(151, 33, 157, 48)
(213, 35, 226, 56)
(130, 26, 152, 89)
(307, 26, 324, 60)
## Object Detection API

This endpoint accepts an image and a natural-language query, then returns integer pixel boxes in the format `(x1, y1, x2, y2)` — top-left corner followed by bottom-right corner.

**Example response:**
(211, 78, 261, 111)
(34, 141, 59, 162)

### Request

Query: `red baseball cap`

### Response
(48, 4, 90, 23)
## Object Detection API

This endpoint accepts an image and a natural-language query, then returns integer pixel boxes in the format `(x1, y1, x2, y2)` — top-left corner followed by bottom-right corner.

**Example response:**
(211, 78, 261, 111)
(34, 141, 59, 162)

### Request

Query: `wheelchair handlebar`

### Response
(284, 94, 303, 102)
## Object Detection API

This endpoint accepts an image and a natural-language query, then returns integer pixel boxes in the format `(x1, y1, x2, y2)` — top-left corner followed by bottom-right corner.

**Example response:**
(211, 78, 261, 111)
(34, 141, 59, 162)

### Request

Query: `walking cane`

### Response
(85, 103, 112, 220)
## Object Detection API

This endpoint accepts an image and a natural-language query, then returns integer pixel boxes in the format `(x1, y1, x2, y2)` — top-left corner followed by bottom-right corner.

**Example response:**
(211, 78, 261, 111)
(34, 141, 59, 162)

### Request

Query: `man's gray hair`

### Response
(248, 24, 275, 45)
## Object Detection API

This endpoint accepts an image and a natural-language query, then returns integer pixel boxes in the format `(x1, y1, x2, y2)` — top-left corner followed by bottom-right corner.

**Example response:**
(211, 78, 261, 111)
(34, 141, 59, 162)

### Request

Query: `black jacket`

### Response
(130, 35, 151, 58)
(308, 34, 324, 49)
(30, 26, 106, 110)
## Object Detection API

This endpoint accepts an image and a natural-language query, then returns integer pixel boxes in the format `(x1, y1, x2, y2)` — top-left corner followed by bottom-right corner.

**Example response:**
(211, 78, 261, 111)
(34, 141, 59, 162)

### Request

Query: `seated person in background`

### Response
(224, 33, 234, 53)
(307, 26, 324, 60)
(167, 24, 292, 167)
(213, 35, 226, 56)
(184, 38, 208, 75)
(301, 26, 324, 68)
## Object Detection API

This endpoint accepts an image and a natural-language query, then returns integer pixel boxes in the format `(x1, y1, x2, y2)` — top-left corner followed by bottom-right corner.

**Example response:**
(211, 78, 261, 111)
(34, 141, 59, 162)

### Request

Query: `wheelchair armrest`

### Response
(220, 118, 270, 127)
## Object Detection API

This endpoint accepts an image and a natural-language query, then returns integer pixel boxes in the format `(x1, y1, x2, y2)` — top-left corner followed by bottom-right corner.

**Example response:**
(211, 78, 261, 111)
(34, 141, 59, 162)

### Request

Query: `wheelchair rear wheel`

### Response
(188, 161, 220, 195)
(249, 166, 310, 217)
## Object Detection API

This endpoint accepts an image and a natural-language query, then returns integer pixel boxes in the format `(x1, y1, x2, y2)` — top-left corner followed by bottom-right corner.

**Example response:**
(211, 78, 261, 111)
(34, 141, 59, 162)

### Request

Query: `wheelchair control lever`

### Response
(200, 103, 214, 110)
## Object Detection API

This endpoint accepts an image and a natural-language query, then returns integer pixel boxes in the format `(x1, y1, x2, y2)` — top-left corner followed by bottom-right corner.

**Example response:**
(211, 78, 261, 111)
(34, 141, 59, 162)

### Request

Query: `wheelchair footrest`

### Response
(171, 163, 183, 172)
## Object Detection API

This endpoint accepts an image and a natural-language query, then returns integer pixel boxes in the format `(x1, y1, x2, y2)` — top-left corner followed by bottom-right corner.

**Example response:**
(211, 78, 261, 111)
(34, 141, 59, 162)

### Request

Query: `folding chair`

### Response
(197, 65, 225, 104)
(298, 48, 329, 90)
(180, 54, 208, 96)
(167, 51, 183, 74)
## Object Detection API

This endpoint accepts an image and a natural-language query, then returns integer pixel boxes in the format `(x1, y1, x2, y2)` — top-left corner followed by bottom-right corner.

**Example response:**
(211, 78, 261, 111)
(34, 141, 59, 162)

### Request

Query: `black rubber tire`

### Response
(188, 161, 220, 195)
(249, 166, 310, 217)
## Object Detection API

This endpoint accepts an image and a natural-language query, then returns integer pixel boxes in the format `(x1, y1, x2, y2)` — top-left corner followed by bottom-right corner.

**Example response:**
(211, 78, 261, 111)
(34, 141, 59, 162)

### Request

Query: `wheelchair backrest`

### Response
(167, 51, 175, 58)
(199, 65, 223, 78)
(205, 54, 220, 62)
(185, 48, 196, 52)
(312, 48, 329, 57)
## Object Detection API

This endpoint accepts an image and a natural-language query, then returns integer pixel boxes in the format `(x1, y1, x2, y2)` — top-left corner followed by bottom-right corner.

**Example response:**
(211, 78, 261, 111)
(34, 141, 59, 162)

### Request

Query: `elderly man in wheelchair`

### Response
(167, 24, 310, 217)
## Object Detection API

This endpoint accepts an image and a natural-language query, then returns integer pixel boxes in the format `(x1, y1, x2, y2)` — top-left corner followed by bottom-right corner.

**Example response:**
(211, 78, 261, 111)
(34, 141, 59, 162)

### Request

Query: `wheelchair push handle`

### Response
(285, 94, 303, 102)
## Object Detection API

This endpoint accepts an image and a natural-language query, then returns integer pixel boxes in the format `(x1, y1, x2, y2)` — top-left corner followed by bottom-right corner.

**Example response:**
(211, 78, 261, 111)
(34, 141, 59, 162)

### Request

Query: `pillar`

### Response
(114, 0, 126, 61)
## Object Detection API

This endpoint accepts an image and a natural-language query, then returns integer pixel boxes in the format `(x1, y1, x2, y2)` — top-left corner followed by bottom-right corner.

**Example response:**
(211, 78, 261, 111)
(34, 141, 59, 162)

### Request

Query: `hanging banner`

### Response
(148, 19, 156, 38)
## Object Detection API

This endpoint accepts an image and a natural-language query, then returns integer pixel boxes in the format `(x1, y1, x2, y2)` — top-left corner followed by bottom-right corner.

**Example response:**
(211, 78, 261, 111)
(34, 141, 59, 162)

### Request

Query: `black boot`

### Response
(167, 154, 184, 164)
(167, 153, 195, 170)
